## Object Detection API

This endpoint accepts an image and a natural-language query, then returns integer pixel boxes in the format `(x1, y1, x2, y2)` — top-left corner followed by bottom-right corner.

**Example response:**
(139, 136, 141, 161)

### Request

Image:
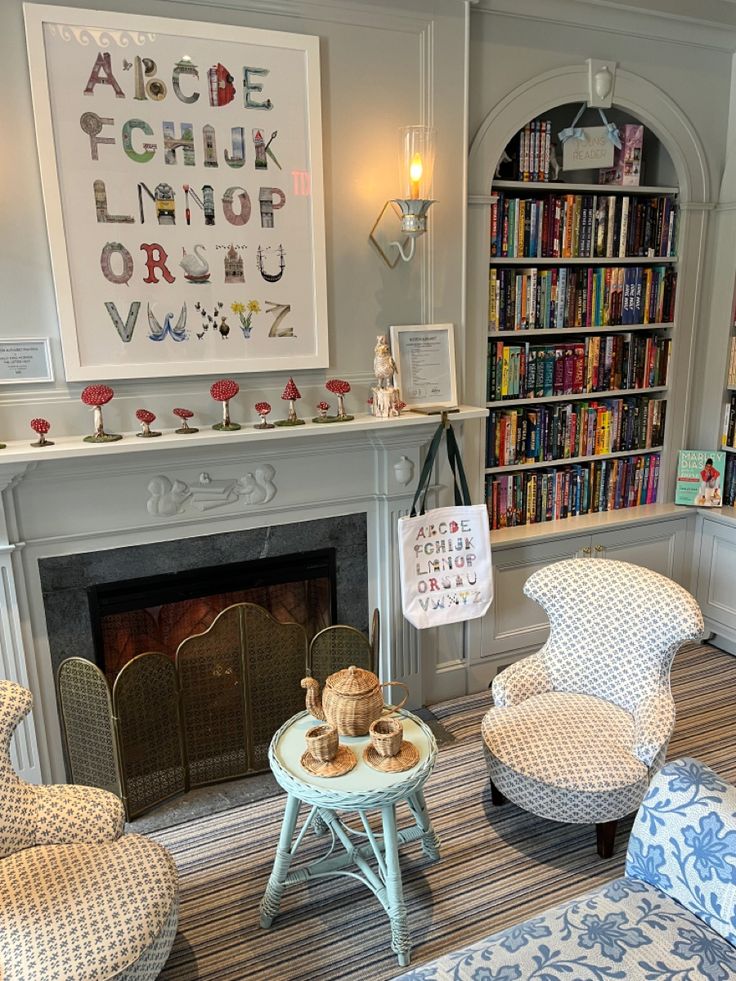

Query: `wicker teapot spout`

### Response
(301, 677, 326, 721)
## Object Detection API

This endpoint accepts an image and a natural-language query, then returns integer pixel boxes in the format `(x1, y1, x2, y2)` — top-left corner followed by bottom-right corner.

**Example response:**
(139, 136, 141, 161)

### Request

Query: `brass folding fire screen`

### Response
(57, 602, 376, 819)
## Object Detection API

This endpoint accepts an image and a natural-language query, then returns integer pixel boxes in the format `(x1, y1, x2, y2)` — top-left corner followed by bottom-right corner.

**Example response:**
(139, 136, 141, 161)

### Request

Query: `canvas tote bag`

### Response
(398, 421, 493, 629)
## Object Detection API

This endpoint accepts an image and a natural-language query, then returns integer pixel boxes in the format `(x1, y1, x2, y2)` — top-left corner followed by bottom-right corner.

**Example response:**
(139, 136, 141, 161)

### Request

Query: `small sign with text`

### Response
(562, 126, 614, 171)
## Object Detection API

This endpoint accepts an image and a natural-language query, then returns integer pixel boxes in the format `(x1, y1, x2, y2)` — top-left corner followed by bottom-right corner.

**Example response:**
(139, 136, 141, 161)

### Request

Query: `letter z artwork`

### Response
(412, 519, 482, 611)
(25, 8, 328, 378)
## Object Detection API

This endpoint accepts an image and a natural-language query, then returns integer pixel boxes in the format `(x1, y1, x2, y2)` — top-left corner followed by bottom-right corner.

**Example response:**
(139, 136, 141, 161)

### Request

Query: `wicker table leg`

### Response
(381, 803, 411, 967)
(407, 789, 441, 861)
(259, 793, 301, 928)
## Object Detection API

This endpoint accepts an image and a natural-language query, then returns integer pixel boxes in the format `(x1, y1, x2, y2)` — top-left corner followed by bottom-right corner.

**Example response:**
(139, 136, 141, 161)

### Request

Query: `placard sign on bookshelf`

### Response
(484, 113, 679, 533)
(561, 127, 614, 170)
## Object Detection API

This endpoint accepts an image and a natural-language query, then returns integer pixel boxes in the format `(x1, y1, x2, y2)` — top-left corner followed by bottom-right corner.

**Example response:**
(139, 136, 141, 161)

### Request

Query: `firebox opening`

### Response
(87, 549, 337, 684)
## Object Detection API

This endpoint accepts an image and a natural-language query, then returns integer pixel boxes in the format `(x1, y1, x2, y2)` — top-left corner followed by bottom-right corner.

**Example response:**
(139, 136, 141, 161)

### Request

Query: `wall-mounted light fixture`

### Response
(369, 125, 435, 266)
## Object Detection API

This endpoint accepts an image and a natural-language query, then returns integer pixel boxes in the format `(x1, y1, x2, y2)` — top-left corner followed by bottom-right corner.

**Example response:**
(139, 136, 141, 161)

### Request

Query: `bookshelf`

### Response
(482, 111, 681, 533)
(721, 279, 736, 504)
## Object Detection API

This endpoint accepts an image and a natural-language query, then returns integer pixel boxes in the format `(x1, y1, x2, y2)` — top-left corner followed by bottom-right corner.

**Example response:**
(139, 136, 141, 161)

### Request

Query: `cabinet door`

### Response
(591, 518, 689, 583)
(480, 533, 591, 657)
(697, 518, 736, 633)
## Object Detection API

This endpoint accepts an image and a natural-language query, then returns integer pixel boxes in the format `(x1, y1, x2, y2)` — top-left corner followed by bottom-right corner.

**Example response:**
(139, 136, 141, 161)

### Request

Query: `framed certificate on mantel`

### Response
(389, 323, 457, 410)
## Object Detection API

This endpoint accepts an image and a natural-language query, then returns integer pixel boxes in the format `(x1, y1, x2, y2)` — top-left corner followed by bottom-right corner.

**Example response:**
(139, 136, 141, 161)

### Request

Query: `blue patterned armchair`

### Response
(481, 559, 703, 856)
(395, 757, 736, 980)
(0, 680, 179, 979)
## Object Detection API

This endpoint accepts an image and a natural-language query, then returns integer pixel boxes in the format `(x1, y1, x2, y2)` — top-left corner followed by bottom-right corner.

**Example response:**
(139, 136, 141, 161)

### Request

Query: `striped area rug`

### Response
(152, 643, 736, 981)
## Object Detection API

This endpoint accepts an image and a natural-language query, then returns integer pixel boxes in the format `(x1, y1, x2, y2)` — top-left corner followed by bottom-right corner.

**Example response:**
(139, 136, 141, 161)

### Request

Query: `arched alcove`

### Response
(468, 65, 709, 204)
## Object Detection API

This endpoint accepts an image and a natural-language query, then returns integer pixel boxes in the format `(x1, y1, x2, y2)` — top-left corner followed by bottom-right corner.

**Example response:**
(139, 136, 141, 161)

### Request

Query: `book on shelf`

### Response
(486, 395, 665, 468)
(728, 336, 736, 388)
(721, 394, 736, 448)
(725, 454, 736, 507)
(599, 124, 644, 187)
(486, 334, 671, 401)
(675, 449, 726, 507)
(489, 192, 677, 259)
(516, 120, 552, 182)
(488, 265, 676, 330)
(486, 452, 660, 530)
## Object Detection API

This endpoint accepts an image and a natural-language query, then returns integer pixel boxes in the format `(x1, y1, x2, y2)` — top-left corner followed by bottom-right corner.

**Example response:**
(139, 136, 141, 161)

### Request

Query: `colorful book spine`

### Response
(486, 395, 666, 467)
(488, 193, 678, 259)
(485, 452, 661, 529)
(487, 266, 676, 330)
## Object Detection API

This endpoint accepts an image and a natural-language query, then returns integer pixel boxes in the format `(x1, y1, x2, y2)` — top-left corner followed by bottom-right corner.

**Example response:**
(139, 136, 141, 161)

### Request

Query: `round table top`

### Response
(269, 709, 438, 809)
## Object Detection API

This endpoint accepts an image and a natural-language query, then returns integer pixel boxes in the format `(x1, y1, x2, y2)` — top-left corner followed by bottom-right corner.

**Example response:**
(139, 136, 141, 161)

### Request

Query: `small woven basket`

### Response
(369, 717, 403, 757)
(305, 724, 338, 762)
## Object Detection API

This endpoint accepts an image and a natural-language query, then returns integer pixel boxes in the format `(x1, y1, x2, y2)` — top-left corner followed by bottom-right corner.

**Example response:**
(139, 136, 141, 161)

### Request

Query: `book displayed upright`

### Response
(675, 450, 726, 507)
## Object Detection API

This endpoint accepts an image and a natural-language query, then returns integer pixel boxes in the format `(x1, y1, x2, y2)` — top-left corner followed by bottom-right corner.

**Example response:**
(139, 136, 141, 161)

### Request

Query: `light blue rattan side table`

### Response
(259, 709, 441, 967)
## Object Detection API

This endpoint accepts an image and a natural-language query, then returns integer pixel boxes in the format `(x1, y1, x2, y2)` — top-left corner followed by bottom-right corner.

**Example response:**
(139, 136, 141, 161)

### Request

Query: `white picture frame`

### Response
(24, 4, 329, 381)
(389, 324, 458, 410)
(0, 338, 54, 384)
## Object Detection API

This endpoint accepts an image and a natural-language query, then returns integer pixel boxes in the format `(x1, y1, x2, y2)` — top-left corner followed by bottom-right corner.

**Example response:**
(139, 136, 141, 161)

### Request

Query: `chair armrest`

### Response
(492, 651, 553, 707)
(33, 784, 125, 845)
(626, 757, 736, 946)
(632, 691, 675, 768)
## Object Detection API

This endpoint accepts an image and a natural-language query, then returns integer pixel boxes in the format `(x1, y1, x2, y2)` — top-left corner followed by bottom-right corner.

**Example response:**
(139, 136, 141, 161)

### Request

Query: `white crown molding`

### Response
(152, 0, 432, 34)
(471, 0, 736, 51)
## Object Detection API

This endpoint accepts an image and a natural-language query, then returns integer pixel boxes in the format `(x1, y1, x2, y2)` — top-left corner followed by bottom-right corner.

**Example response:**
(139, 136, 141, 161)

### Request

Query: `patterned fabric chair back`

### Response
(524, 559, 703, 713)
(626, 757, 736, 945)
(0, 681, 37, 859)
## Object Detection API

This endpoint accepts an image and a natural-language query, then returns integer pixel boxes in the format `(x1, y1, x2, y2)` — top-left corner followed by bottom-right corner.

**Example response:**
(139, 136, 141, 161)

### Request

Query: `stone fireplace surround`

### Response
(0, 408, 484, 786)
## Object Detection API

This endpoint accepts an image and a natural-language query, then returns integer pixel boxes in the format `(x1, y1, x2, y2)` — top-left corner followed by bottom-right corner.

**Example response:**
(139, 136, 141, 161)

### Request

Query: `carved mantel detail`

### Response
(146, 465, 277, 516)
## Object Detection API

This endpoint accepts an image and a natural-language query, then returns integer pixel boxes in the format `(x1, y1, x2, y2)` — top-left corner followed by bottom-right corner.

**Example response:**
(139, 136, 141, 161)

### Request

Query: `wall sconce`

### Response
(369, 125, 435, 267)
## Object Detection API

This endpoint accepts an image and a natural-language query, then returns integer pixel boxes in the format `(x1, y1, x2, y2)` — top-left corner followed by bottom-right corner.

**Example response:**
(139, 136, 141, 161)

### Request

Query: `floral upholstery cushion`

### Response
(482, 692, 646, 792)
(394, 877, 736, 981)
(0, 834, 178, 980)
(626, 757, 736, 946)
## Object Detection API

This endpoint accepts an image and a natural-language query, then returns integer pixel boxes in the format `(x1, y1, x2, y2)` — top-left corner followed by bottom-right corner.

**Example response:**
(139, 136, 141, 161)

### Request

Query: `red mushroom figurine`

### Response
(135, 408, 161, 438)
(275, 377, 304, 427)
(254, 401, 274, 430)
(30, 417, 53, 447)
(394, 399, 407, 416)
(81, 384, 121, 443)
(314, 400, 330, 423)
(210, 378, 241, 431)
(173, 407, 198, 434)
(325, 379, 353, 421)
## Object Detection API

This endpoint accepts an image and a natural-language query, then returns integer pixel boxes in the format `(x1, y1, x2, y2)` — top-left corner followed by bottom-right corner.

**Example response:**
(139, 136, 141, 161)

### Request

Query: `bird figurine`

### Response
(373, 335, 396, 389)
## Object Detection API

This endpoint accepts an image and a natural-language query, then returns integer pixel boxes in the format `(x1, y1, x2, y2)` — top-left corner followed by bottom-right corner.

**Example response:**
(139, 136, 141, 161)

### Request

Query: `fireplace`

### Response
(41, 514, 369, 816)
(88, 549, 336, 684)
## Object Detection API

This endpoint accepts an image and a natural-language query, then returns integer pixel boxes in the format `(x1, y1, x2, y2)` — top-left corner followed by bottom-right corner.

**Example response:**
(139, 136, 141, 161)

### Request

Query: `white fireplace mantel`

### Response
(0, 407, 485, 785)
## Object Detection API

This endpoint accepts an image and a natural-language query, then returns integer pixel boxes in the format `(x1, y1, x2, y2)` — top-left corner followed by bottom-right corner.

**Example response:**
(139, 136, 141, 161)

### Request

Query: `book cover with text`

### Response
(676, 449, 726, 507)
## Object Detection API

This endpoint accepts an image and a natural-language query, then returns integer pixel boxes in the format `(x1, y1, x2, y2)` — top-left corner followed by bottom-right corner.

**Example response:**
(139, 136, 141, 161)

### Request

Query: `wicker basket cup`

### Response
(305, 724, 339, 762)
(369, 717, 403, 758)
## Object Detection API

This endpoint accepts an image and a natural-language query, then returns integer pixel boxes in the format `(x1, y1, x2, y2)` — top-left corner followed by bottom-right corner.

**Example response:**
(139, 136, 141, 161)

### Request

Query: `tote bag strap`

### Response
(446, 423, 473, 507)
(409, 420, 474, 516)
(409, 422, 445, 517)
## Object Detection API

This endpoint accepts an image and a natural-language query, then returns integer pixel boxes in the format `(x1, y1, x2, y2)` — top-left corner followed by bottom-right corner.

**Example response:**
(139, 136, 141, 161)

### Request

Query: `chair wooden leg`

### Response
(490, 780, 507, 806)
(596, 820, 618, 858)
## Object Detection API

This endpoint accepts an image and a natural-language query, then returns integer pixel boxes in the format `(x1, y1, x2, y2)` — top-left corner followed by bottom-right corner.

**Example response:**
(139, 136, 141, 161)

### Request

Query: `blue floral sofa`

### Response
(395, 758, 736, 981)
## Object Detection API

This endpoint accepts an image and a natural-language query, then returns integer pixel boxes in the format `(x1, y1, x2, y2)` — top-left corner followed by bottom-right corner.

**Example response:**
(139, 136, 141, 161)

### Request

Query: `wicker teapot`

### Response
(301, 666, 409, 737)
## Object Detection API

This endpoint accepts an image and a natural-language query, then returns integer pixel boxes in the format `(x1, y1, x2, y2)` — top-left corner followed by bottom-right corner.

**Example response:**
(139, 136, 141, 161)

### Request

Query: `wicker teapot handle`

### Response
(380, 681, 409, 714)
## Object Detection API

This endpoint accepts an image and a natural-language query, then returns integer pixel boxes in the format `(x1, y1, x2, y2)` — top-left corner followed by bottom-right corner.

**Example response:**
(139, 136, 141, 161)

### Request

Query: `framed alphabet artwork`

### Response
(24, 5, 328, 380)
